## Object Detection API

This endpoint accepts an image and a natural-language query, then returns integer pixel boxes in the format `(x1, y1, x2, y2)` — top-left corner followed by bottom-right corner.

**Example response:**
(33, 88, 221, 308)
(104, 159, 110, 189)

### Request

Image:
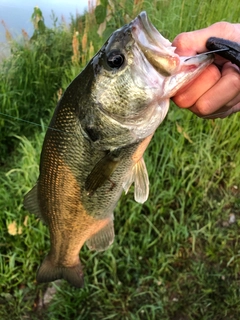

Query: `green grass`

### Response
(1, 1, 240, 319)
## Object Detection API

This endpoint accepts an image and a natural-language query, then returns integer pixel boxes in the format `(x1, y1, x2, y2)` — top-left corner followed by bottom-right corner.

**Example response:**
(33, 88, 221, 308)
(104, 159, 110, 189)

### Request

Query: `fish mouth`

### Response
(131, 11, 181, 76)
(131, 11, 213, 76)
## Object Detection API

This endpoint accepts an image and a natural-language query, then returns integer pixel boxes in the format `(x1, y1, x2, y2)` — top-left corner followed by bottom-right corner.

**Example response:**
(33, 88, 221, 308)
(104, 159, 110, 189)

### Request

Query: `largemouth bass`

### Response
(24, 11, 213, 288)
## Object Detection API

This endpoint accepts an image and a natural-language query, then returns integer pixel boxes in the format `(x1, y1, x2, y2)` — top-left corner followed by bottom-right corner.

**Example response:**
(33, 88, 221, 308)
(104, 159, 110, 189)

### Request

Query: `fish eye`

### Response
(107, 51, 125, 69)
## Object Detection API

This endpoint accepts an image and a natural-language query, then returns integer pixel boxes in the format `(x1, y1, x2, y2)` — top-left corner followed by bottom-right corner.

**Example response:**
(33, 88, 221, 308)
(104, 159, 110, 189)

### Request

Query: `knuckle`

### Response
(230, 72, 240, 92)
(194, 99, 212, 116)
(208, 64, 221, 82)
(212, 22, 239, 41)
(232, 102, 240, 113)
(172, 93, 193, 108)
(172, 32, 195, 52)
(212, 21, 233, 33)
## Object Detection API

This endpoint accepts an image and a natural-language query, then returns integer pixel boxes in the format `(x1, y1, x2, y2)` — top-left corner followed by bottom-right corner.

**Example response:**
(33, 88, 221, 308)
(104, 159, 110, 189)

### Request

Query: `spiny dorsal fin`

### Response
(122, 157, 149, 204)
(85, 150, 121, 194)
(23, 184, 47, 224)
(86, 218, 115, 252)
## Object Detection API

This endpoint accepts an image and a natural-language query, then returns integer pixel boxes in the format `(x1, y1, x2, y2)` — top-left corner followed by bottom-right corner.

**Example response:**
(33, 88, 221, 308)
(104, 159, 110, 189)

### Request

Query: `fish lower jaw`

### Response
(163, 59, 213, 98)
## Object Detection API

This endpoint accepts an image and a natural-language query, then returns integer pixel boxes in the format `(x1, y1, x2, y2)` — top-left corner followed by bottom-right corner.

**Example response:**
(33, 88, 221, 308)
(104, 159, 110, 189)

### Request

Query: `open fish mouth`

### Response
(131, 11, 181, 76)
(131, 11, 214, 76)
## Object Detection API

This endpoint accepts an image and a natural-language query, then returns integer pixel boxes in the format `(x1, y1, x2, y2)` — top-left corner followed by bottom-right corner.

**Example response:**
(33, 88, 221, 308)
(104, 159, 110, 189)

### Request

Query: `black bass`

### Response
(24, 12, 213, 287)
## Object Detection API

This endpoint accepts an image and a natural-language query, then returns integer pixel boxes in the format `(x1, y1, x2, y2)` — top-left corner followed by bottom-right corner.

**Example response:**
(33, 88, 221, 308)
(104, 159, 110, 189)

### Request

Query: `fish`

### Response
(23, 11, 214, 288)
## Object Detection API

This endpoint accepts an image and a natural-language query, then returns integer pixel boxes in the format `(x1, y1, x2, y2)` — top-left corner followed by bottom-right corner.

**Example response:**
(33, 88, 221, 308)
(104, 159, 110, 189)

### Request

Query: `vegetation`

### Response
(0, 0, 240, 319)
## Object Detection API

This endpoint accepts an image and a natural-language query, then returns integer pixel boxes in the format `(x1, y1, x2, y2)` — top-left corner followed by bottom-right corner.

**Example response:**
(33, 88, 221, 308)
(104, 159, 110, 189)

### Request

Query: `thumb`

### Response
(172, 22, 240, 56)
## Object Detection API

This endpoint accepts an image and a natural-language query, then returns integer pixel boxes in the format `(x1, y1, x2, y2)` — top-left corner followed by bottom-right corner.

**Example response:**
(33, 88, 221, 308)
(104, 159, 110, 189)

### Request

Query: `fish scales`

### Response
(24, 11, 214, 287)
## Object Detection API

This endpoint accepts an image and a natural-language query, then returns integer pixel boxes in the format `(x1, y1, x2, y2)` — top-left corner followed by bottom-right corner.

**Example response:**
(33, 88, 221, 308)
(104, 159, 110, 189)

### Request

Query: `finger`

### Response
(172, 22, 240, 56)
(190, 62, 240, 116)
(202, 102, 240, 119)
(225, 91, 240, 108)
(203, 91, 240, 118)
(229, 101, 240, 114)
(202, 105, 234, 119)
(172, 64, 221, 108)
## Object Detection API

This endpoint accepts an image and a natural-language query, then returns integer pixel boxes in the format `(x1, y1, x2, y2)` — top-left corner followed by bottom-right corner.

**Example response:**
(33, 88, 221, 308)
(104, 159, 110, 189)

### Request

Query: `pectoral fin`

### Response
(85, 150, 121, 194)
(86, 218, 115, 252)
(23, 184, 47, 224)
(123, 157, 149, 204)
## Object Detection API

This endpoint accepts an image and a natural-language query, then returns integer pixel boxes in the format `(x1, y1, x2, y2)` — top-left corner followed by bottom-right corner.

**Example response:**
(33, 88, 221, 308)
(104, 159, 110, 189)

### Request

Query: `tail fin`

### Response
(36, 255, 84, 288)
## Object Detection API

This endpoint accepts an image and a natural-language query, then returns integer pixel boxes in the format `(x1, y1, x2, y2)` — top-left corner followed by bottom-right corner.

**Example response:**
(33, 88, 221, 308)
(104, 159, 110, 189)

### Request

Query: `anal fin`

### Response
(86, 219, 115, 252)
(123, 157, 149, 204)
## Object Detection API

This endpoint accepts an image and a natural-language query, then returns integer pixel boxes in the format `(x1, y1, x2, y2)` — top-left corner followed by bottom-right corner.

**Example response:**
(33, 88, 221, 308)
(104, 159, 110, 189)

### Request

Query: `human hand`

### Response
(172, 22, 240, 118)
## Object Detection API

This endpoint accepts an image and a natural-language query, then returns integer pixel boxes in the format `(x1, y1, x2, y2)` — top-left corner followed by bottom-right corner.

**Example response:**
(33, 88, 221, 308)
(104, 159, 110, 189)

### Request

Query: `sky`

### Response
(0, 0, 90, 43)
